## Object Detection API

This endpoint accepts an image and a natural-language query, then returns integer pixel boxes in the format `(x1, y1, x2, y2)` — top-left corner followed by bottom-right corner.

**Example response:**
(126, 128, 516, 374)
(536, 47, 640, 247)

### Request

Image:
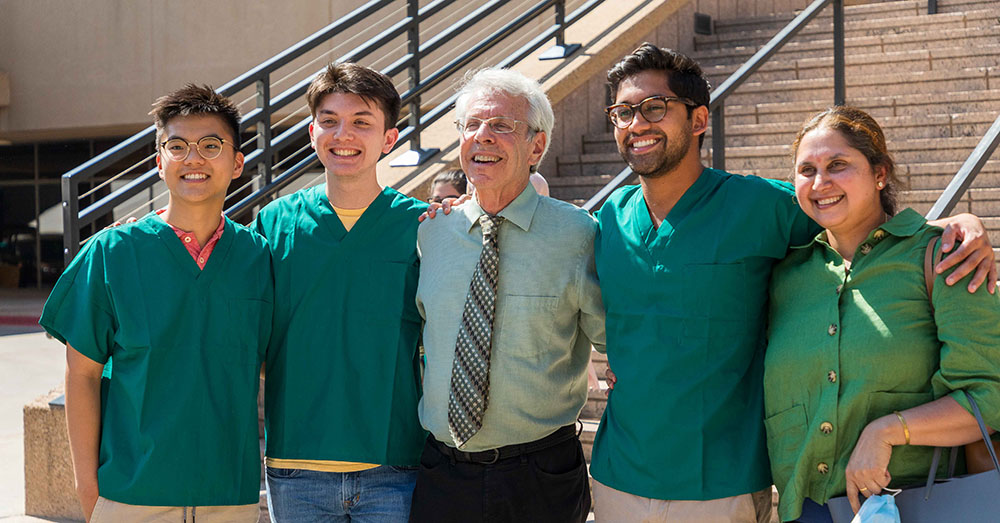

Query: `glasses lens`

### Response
(197, 137, 225, 159)
(608, 106, 633, 128)
(639, 98, 668, 124)
(460, 118, 482, 135)
(163, 139, 189, 160)
(488, 118, 517, 134)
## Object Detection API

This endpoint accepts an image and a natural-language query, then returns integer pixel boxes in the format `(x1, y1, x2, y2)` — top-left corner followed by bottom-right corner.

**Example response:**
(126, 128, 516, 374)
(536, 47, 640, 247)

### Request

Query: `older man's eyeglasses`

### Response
(455, 116, 532, 136)
(159, 136, 237, 161)
(605, 96, 696, 129)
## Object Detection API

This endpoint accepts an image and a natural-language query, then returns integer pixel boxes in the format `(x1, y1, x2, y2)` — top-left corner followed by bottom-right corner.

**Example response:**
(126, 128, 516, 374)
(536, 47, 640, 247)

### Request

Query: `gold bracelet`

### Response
(894, 411, 911, 445)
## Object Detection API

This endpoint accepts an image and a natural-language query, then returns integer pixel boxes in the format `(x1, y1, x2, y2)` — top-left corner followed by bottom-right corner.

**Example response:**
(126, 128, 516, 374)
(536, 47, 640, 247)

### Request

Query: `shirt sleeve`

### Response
(38, 235, 117, 364)
(768, 179, 822, 246)
(929, 238, 1000, 430)
(577, 220, 606, 353)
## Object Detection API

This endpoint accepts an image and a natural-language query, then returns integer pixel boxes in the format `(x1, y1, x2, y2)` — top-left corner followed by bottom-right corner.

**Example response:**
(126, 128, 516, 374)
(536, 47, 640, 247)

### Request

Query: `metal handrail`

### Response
(62, 0, 599, 264)
(582, 0, 845, 212)
(926, 112, 1000, 220)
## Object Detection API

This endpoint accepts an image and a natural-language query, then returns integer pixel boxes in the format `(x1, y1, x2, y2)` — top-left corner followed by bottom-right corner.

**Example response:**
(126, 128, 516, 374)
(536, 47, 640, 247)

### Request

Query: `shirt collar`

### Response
(793, 207, 927, 250)
(463, 182, 539, 233)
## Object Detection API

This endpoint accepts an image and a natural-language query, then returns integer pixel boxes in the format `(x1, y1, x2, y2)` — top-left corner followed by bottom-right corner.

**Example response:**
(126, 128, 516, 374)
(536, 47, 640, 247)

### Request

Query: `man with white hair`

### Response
(409, 68, 605, 522)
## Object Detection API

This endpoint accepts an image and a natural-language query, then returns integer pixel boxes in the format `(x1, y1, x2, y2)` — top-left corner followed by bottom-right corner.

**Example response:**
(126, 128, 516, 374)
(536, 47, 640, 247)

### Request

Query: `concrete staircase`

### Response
(550, 0, 1000, 275)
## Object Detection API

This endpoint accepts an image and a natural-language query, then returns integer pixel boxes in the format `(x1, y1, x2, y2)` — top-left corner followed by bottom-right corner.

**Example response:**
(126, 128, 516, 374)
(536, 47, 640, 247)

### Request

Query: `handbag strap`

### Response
(923, 392, 999, 500)
(964, 390, 1000, 475)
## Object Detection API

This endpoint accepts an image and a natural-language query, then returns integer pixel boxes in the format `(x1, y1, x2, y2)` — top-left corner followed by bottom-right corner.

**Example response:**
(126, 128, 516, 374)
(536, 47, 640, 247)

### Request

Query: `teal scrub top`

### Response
(255, 185, 428, 465)
(591, 168, 820, 501)
(39, 214, 273, 506)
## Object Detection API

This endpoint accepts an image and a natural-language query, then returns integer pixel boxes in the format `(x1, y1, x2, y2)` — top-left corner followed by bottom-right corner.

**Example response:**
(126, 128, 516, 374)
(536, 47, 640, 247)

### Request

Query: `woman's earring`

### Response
(877, 181, 885, 189)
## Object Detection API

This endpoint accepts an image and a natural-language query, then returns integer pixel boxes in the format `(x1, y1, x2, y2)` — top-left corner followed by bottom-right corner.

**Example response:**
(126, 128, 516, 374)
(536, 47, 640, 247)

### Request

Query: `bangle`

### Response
(894, 411, 911, 445)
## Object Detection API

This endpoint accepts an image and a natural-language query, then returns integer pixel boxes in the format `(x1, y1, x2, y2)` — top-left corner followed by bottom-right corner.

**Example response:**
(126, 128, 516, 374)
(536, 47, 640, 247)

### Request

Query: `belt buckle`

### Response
(483, 448, 500, 464)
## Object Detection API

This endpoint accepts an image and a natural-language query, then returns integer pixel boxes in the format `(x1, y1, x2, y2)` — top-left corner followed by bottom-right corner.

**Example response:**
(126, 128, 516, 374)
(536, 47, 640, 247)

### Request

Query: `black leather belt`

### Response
(430, 424, 577, 465)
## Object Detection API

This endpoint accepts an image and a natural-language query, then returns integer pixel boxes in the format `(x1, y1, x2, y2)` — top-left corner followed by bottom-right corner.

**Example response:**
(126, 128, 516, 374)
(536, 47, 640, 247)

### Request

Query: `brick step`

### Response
(721, 66, 999, 106)
(556, 153, 628, 180)
(710, 136, 984, 165)
(695, 8, 999, 51)
(712, 0, 925, 35)
(703, 44, 1000, 85)
(549, 173, 618, 186)
(902, 187, 1000, 216)
(936, 0, 1000, 13)
(581, 112, 998, 152)
(725, 89, 1000, 126)
(691, 25, 1000, 65)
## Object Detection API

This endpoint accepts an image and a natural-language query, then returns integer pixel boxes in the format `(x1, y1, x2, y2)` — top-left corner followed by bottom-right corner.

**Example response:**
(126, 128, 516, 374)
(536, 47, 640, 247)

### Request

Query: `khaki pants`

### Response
(592, 479, 758, 523)
(90, 496, 259, 523)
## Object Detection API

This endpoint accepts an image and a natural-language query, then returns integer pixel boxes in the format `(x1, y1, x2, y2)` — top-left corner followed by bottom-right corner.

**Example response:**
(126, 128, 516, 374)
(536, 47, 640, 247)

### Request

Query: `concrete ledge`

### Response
(23, 388, 83, 522)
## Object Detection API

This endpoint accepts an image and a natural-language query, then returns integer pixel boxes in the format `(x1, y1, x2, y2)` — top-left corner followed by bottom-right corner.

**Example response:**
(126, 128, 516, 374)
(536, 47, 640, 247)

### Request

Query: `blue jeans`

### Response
(265, 465, 417, 522)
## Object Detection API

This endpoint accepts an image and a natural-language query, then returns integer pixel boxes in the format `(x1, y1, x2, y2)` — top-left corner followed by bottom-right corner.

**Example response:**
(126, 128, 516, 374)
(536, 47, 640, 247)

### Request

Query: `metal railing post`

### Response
(833, 0, 845, 106)
(256, 76, 273, 187)
(712, 105, 726, 172)
(390, 0, 439, 167)
(61, 176, 80, 266)
(928, 0, 937, 15)
(539, 0, 581, 60)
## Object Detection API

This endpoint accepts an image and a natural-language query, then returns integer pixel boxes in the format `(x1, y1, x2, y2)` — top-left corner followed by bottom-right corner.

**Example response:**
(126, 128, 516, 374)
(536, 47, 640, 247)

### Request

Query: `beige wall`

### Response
(0, 0, 553, 144)
(0, 1, 371, 141)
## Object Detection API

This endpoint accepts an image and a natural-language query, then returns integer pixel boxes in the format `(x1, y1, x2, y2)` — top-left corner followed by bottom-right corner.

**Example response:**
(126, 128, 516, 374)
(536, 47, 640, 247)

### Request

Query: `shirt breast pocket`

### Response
(497, 295, 559, 358)
(681, 262, 748, 339)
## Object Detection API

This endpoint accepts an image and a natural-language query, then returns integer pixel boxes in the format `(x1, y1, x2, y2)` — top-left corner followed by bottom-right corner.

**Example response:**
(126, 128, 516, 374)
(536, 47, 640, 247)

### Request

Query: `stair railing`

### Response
(61, 0, 603, 264)
(926, 112, 1000, 220)
(583, 0, 845, 212)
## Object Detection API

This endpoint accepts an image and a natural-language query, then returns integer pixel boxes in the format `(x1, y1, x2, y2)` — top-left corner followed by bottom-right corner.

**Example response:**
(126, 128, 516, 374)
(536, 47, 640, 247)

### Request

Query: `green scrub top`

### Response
(255, 185, 428, 465)
(765, 209, 1000, 522)
(591, 168, 820, 501)
(39, 214, 273, 506)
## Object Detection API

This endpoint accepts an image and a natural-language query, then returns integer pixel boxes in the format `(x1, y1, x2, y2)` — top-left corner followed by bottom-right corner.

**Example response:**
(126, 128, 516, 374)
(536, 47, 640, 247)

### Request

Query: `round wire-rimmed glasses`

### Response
(159, 136, 237, 161)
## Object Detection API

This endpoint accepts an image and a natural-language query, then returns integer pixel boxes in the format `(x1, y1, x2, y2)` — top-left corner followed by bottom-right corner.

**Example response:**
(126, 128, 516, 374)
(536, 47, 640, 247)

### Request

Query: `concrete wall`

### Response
(0, 0, 548, 143)
(539, 0, 815, 175)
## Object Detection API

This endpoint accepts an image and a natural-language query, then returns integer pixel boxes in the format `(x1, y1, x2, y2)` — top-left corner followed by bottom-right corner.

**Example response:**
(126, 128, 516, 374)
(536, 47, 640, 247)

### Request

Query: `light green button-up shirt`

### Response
(765, 208, 1000, 522)
(416, 184, 605, 451)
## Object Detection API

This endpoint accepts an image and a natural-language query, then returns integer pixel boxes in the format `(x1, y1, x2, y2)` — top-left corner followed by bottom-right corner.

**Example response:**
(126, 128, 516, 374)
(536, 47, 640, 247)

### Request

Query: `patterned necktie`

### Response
(448, 213, 503, 447)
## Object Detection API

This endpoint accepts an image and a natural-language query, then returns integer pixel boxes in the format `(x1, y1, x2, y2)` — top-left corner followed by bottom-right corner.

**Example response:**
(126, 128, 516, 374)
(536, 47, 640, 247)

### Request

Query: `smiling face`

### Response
(309, 92, 399, 181)
(794, 126, 887, 237)
(156, 114, 243, 209)
(612, 70, 705, 178)
(458, 91, 545, 197)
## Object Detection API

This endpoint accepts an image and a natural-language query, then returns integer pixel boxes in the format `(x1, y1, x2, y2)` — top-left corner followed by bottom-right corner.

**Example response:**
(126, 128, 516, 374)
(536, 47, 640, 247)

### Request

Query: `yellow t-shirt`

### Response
(332, 205, 367, 231)
(264, 457, 379, 473)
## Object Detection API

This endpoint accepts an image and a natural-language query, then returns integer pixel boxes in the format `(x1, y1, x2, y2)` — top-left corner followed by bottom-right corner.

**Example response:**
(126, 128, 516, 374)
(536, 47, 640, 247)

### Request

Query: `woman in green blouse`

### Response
(764, 106, 1000, 522)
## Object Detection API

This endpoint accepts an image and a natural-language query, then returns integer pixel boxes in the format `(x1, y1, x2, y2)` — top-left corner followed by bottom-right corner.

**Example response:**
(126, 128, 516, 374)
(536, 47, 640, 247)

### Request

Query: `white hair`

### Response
(454, 68, 555, 166)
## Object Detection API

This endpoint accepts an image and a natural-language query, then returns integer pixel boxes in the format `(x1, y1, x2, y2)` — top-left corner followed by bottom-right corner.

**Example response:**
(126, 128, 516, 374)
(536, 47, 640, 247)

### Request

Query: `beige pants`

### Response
(592, 479, 758, 523)
(90, 496, 259, 523)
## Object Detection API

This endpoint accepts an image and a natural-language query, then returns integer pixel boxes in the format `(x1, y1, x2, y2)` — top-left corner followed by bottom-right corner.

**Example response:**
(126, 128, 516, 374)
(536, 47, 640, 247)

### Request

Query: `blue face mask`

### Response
(851, 489, 901, 523)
